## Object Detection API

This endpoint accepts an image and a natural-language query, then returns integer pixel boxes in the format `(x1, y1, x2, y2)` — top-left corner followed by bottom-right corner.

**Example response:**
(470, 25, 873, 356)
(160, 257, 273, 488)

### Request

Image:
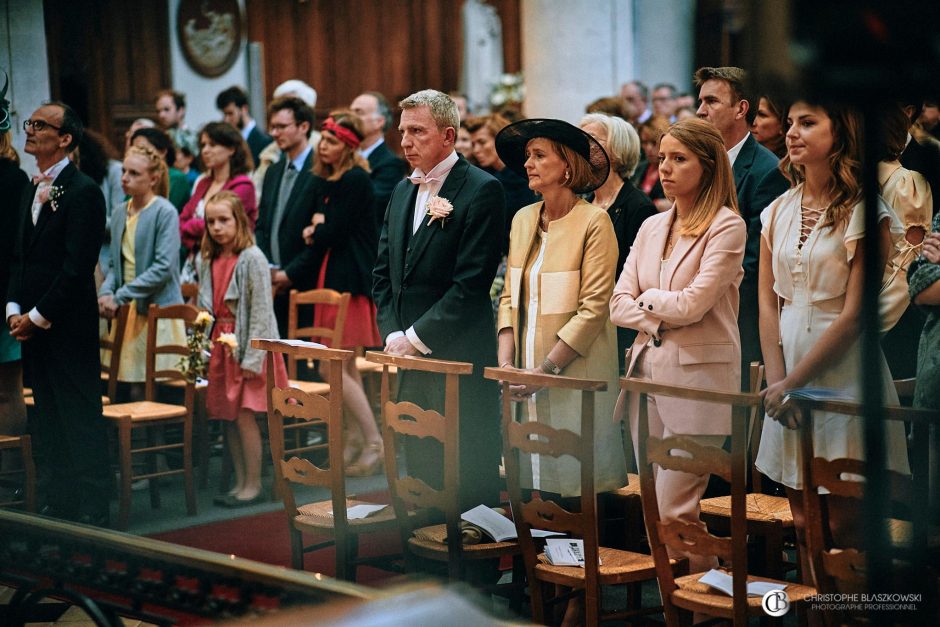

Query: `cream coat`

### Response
(610, 207, 746, 435)
(498, 199, 626, 495)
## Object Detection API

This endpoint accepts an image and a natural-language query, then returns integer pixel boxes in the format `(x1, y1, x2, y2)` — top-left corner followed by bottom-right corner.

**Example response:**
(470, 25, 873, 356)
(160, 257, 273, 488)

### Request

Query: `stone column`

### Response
(519, 0, 695, 121)
(521, 0, 635, 122)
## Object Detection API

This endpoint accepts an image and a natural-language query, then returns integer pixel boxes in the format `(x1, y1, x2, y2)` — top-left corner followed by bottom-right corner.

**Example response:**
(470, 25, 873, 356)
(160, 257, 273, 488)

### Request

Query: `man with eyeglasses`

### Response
(6, 101, 111, 526)
(351, 91, 407, 230)
(254, 96, 321, 335)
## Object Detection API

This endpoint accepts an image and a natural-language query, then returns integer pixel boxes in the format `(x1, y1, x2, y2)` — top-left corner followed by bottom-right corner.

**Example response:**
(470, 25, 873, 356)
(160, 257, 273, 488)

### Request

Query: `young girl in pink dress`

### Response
(197, 191, 287, 507)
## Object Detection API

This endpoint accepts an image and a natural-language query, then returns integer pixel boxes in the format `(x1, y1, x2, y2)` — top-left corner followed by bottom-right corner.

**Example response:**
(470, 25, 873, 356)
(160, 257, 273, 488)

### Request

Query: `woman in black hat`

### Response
(495, 119, 627, 500)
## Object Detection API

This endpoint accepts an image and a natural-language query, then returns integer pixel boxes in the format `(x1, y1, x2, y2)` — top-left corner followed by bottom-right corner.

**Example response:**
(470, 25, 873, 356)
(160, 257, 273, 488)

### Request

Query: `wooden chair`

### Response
(25, 307, 127, 409)
(102, 304, 198, 530)
(791, 395, 940, 624)
(623, 377, 815, 626)
(98, 304, 130, 403)
(0, 434, 36, 512)
(487, 366, 671, 625)
(699, 362, 797, 580)
(254, 339, 400, 581)
(180, 282, 199, 303)
(370, 351, 521, 587)
(286, 288, 350, 397)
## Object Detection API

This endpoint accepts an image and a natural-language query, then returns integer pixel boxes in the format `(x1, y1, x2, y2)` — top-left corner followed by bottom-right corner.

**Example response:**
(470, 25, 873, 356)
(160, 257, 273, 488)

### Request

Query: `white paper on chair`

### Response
(270, 338, 327, 349)
(345, 503, 388, 519)
(461, 504, 564, 542)
(783, 387, 854, 402)
(699, 569, 787, 597)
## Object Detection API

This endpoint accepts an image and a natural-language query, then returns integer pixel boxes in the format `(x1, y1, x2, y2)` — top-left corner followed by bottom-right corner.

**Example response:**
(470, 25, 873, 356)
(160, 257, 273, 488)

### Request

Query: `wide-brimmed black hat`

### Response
(495, 118, 610, 194)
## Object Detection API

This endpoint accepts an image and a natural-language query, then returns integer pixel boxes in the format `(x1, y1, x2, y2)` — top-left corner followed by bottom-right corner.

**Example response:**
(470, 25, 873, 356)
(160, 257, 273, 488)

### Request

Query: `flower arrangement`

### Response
(489, 72, 525, 109)
(179, 311, 214, 383)
(426, 196, 454, 228)
(38, 185, 65, 211)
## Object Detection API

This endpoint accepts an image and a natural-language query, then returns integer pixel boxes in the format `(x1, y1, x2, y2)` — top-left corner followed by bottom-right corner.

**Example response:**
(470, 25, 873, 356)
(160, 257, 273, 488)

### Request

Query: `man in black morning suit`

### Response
(695, 67, 789, 389)
(217, 85, 272, 167)
(373, 89, 505, 512)
(6, 101, 110, 525)
(254, 96, 321, 336)
(351, 91, 408, 230)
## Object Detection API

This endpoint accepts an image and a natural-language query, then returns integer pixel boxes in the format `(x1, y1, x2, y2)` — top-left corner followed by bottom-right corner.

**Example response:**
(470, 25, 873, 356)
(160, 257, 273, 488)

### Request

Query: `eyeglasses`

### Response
(24, 119, 62, 132)
(269, 122, 297, 132)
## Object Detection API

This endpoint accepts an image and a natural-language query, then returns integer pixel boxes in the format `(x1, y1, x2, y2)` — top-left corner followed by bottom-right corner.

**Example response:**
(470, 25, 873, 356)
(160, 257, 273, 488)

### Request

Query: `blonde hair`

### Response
(200, 191, 255, 259)
(779, 102, 862, 229)
(125, 145, 169, 198)
(0, 131, 19, 164)
(665, 118, 739, 237)
(312, 109, 369, 181)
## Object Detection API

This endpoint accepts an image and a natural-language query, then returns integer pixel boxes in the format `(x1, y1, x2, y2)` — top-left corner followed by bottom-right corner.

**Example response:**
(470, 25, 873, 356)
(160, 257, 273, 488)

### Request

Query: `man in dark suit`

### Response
(695, 67, 789, 388)
(217, 85, 272, 167)
(254, 96, 320, 336)
(6, 101, 110, 525)
(351, 91, 407, 230)
(373, 89, 504, 511)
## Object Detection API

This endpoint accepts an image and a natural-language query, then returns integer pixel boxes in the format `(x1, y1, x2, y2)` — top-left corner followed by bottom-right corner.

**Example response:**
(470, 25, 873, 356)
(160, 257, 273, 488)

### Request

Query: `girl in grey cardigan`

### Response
(197, 191, 287, 507)
(98, 145, 184, 396)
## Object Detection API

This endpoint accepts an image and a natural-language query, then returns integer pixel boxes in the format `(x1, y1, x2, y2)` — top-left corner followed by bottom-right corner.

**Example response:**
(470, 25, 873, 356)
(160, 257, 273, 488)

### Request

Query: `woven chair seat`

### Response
(701, 493, 794, 524)
(103, 401, 187, 422)
(288, 378, 331, 397)
(673, 571, 815, 615)
(609, 473, 641, 497)
(407, 524, 519, 560)
(887, 518, 940, 549)
(534, 546, 660, 586)
(294, 499, 399, 531)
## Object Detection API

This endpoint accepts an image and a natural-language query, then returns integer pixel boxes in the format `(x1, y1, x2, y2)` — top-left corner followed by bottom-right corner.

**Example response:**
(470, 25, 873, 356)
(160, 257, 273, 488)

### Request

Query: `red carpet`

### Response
(149, 507, 403, 586)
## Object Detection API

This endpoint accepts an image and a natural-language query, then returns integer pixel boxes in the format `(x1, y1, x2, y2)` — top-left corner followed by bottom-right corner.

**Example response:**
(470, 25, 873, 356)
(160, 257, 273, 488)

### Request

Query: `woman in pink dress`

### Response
(197, 191, 286, 507)
(180, 122, 256, 279)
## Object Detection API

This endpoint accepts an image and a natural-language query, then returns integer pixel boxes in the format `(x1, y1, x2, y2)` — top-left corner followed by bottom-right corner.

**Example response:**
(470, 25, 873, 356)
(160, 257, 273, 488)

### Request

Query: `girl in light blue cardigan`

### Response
(98, 145, 184, 398)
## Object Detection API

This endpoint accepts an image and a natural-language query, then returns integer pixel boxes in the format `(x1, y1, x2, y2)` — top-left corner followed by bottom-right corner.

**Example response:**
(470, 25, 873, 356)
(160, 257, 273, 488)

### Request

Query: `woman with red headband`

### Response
(302, 109, 384, 476)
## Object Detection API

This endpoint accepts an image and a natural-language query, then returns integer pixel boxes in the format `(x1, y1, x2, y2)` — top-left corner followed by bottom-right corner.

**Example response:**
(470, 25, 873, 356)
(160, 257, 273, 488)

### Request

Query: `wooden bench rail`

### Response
(620, 377, 761, 408)
(483, 366, 607, 391)
(251, 339, 354, 362)
(0, 510, 373, 623)
(364, 350, 473, 375)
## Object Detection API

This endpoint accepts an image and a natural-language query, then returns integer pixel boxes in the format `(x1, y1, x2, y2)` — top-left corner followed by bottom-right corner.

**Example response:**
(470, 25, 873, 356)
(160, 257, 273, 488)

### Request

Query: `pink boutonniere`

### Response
(425, 196, 454, 228)
(38, 185, 65, 212)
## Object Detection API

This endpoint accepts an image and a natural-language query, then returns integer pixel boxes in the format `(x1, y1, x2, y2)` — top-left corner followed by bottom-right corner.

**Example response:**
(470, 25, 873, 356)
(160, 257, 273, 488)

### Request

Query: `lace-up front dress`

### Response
(754, 185, 910, 489)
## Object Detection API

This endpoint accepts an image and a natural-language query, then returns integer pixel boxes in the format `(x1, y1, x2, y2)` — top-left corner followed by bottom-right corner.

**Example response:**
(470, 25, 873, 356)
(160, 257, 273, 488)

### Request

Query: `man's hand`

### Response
(9, 314, 37, 341)
(272, 270, 292, 294)
(384, 335, 420, 356)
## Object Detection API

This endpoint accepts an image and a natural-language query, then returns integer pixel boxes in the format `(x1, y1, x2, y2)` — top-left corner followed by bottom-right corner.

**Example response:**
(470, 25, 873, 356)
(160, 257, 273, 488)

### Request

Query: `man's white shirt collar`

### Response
(240, 119, 257, 141)
(727, 132, 749, 166)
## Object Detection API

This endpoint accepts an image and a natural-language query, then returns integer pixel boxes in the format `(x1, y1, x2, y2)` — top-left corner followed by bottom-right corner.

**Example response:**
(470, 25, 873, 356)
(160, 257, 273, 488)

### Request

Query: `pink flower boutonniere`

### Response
(426, 196, 454, 228)
(38, 185, 65, 212)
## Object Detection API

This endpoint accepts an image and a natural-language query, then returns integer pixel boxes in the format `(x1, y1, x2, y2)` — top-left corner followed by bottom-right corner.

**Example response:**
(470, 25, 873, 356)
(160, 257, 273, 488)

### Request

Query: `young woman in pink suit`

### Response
(197, 191, 286, 507)
(754, 101, 909, 558)
(610, 117, 746, 574)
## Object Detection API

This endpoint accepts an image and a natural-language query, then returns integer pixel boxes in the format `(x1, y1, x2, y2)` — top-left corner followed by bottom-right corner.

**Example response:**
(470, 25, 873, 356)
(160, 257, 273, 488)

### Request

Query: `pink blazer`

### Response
(610, 206, 746, 435)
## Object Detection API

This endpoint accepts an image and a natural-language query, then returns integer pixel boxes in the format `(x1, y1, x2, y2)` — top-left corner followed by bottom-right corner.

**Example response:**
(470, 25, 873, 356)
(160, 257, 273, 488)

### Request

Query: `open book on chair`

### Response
(783, 387, 854, 402)
(461, 504, 565, 542)
(699, 569, 787, 597)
